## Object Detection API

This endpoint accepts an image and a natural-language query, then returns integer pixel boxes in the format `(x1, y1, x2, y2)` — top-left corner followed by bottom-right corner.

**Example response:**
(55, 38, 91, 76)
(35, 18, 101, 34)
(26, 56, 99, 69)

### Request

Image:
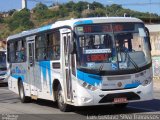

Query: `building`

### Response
(22, 0, 27, 9)
(146, 24, 160, 79)
(0, 40, 6, 50)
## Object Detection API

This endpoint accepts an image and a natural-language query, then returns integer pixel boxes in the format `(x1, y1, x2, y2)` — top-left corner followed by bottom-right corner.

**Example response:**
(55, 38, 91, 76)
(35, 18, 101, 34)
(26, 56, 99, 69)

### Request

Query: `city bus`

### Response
(0, 50, 8, 83)
(7, 17, 153, 112)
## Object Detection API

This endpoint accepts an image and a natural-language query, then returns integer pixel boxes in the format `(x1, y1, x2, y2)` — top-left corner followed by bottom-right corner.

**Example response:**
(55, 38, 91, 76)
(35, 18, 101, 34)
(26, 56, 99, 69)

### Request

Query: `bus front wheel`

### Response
(18, 81, 30, 103)
(57, 85, 71, 112)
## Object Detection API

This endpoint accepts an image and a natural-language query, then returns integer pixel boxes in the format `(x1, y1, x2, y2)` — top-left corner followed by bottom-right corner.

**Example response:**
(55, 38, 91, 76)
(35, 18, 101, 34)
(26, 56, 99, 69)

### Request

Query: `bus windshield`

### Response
(75, 23, 151, 71)
(0, 51, 7, 69)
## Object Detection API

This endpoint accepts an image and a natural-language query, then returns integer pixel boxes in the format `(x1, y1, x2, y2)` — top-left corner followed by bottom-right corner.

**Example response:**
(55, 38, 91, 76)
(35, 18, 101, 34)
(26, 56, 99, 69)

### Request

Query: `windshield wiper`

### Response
(123, 50, 139, 70)
(116, 46, 139, 70)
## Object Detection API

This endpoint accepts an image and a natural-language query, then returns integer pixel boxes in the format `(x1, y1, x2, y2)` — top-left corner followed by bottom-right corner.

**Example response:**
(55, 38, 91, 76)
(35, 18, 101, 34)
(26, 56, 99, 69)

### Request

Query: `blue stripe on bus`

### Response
(124, 83, 141, 89)
(39, 61, 52, 94)
(11, 75, 25, 82)
(77, 70, 102, 86)
(74, 20, 93, 26)
(38, 24, 52, 32)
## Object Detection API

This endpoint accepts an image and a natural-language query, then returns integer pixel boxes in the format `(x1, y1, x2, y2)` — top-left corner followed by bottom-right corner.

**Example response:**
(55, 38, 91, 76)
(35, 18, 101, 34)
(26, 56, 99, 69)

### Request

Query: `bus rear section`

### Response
(0, 50, 8, 83)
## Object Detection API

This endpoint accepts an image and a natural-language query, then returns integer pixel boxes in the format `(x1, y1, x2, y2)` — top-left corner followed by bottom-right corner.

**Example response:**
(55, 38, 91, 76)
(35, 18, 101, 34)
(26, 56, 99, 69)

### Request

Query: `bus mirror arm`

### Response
(70, 42, 76, 54)
(69, 31, 77, 54)
(145, 27, 152, 51)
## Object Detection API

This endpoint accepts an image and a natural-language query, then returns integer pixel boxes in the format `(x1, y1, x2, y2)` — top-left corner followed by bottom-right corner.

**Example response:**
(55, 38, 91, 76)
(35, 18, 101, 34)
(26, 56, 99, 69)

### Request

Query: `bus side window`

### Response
(102, 35, 113, 48)
(35, 35, 47, 61)
(88, 35, 96, 49)
(46, 31, 60, 60)
(8, 42, 15, 63)
(18, 40, 26, 62)
(29, 44, 33, 65)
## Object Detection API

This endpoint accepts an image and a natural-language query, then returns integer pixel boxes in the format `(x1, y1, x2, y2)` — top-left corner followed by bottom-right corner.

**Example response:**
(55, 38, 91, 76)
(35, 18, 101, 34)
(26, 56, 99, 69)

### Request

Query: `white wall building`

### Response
(146, 24, 160, 78)
(22, 0, 27, 9)
(146, 24, 160, 56)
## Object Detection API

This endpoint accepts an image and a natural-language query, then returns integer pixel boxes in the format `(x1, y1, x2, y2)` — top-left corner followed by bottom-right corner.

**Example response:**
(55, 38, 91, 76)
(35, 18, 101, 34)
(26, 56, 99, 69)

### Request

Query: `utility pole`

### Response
(149, 0, 151, 23)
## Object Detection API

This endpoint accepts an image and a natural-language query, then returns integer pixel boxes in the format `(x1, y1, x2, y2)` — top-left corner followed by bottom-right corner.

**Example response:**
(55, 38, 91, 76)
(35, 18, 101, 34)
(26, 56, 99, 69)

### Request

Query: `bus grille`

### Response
(107, 75, 131, 80)
(99, 92, 140, 103)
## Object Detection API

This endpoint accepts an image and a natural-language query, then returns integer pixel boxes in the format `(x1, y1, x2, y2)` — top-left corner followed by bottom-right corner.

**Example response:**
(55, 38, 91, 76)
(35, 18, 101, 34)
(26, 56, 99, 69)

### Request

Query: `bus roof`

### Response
(7, 17, 143, 41)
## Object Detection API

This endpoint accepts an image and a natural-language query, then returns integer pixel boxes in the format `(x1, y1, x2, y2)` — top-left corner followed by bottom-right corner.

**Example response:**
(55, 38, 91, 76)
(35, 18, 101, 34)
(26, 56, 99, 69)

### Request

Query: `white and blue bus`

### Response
(0, 49, 8, 83)
(7, 17, 153, 111)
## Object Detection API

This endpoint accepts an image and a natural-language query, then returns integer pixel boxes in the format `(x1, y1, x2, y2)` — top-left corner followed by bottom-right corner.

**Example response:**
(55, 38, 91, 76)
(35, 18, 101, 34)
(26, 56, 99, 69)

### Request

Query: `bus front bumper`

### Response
(74, 82, 153, 106)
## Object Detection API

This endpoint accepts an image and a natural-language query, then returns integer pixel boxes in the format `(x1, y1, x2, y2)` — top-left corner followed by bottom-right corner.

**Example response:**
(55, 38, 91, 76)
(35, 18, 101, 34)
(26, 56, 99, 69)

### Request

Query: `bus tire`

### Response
(57, 85, 71, 112)
(114, 103, 128, 108)
(18, 81, 31, 103)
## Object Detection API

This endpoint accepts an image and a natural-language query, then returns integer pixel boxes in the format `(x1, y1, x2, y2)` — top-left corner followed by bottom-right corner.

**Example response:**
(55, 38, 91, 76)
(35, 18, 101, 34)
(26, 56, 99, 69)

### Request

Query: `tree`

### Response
(91, 1, 104, 10)
(8, 9, 16, 16)
(33, 3, 57, 21)
(94, 8, 106, 17)
(65, 1, 75, 12)
(34, 3, 48, 12)
(7, 9, 34, 31)
(0, 18, 4, 23)
(73, 1, 88, 12)
(81, 9, 94, 17)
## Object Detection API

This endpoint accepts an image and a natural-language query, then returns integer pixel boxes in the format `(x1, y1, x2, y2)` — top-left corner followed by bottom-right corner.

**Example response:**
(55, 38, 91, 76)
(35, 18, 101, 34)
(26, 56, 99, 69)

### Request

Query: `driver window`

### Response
(102, 34, 113, 48)
(115, 33, 133, 52)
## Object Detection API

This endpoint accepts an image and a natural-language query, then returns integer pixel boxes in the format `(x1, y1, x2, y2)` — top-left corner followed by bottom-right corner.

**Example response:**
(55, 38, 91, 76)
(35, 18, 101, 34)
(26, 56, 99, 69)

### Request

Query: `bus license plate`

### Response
(114, 98, 127, 103)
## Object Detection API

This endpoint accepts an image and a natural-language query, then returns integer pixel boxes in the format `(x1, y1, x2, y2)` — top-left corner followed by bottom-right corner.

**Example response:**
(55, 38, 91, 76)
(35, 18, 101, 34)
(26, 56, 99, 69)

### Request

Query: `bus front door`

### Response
(27, 37, 37, 99)
(62, 33, 73, 102)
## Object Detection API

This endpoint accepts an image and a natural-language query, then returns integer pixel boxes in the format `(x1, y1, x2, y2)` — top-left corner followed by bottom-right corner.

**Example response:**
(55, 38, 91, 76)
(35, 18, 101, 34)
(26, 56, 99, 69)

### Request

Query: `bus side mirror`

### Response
(69, 32, 77, 54)
(145, 27, 152, 51)
(69, 41, 76, 54)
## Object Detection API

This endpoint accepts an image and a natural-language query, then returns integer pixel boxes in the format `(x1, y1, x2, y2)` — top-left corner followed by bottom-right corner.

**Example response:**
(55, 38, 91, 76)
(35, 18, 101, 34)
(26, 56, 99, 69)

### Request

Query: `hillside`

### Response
(0, 1, 160, 40)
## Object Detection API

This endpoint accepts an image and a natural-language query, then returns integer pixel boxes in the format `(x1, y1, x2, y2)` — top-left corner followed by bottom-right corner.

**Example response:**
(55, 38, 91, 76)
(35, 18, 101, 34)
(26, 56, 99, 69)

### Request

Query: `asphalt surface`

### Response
(0, 84, 160, 120)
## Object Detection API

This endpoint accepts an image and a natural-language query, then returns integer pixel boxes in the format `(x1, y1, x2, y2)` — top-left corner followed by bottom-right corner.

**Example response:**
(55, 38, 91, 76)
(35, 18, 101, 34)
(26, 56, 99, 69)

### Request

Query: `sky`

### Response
(0, 0, 160, 15)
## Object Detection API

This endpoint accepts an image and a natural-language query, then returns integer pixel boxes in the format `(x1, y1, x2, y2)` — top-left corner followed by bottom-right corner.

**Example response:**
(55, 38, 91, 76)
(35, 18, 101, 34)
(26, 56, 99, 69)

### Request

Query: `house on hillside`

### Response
(0, 40, 6, 50)
(0, 13, 3, 18)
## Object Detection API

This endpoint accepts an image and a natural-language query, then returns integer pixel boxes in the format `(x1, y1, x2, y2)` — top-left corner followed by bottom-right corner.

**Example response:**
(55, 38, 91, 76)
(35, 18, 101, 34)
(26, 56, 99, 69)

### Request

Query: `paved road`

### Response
(0, 84, 160, 120)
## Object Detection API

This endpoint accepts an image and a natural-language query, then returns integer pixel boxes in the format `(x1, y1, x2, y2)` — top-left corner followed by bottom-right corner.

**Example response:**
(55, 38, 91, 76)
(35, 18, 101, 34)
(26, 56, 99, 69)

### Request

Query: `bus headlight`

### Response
(142, 76, 152, 86)
(78, 79, 98, 91)
(82, 82, 87, 87)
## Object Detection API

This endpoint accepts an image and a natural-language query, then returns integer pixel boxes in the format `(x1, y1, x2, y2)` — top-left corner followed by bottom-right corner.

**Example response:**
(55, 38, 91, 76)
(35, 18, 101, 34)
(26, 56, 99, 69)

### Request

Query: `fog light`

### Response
(81, 97, 92, 103)
(142, 80, 149, 86)
(78, 79, 98, 91)
(145, 80, 148, 84)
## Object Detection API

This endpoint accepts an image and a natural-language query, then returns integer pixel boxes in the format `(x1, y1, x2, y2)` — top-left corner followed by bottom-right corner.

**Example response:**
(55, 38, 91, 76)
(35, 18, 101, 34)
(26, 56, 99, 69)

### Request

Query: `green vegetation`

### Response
(0, 1, 160, 40)
(6, 9, 34, 31)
